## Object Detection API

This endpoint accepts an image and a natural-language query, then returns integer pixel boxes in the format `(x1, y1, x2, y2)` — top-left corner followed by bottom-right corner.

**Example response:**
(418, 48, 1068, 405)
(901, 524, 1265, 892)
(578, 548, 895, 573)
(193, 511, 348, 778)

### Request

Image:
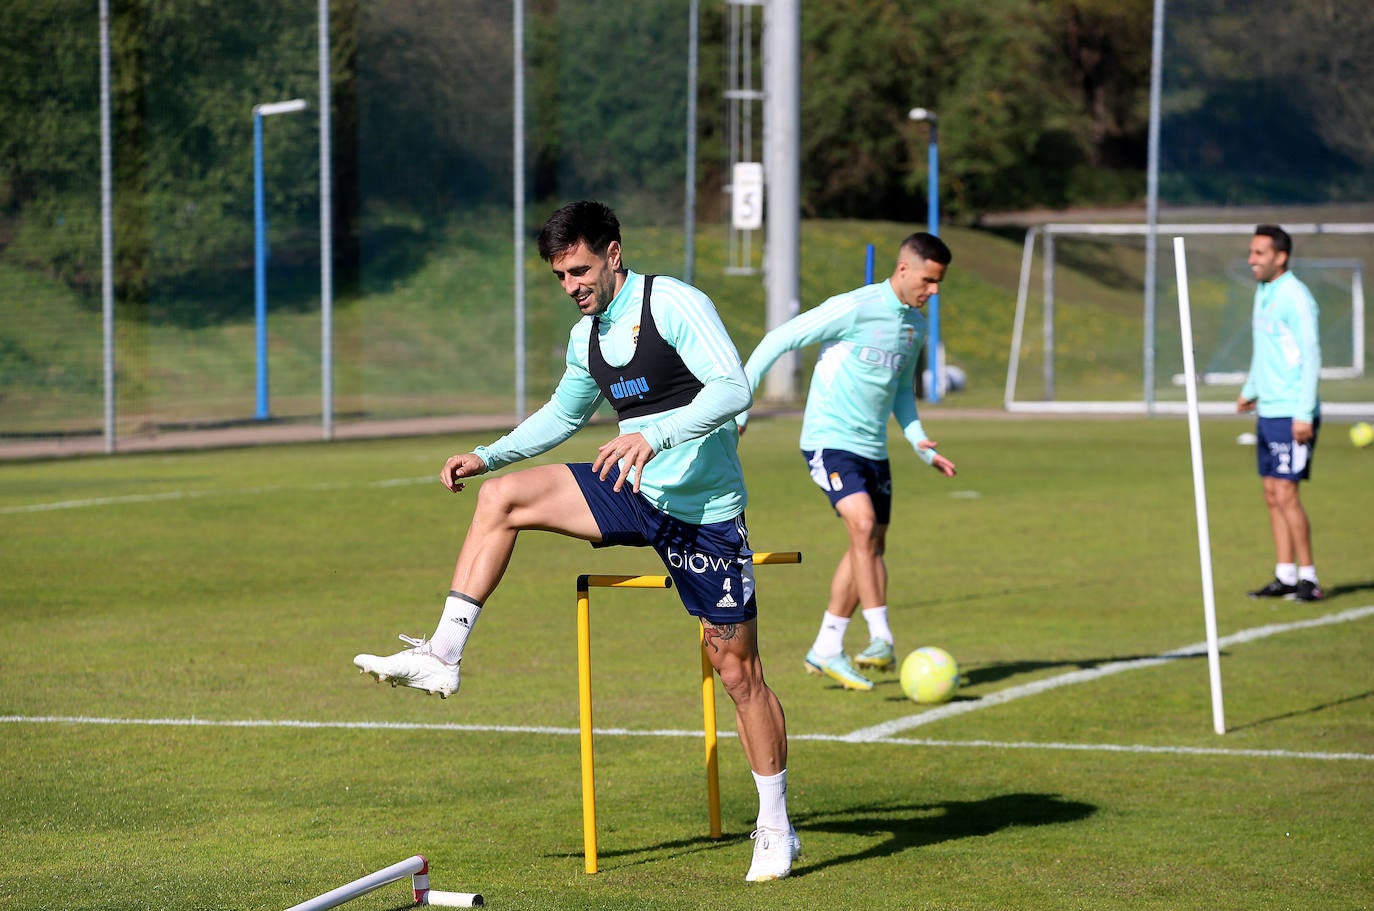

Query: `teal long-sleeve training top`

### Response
(474, 270, 751, 525)
(739, 278, 936, 464)
(1241, 270, 1322, 423)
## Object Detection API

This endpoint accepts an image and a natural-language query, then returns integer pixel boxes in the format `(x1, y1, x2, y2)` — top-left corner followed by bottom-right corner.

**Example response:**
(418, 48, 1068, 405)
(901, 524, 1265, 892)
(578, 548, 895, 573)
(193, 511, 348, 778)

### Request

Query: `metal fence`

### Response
(1, 0, 698, 449)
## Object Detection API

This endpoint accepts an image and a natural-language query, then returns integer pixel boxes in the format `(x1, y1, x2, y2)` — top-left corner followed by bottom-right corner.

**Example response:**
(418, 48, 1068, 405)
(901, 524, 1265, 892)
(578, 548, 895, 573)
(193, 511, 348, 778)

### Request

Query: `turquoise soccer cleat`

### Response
(804, 648, 874, 691)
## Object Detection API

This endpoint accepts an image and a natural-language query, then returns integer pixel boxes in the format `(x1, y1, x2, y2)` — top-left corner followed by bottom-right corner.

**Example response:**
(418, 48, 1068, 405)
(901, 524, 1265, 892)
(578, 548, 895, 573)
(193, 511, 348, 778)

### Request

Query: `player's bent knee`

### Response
(472, 474, 518, 514)
(471, 472, 554, 529)
(716, 661, 767, 703)
(844, 512, 877, 537)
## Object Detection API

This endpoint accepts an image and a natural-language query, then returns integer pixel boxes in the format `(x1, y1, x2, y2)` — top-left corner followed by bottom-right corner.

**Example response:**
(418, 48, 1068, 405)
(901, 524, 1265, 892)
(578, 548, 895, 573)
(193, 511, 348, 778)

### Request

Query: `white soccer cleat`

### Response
(354, 634, 461, 699)
(744, 827, 801, 882)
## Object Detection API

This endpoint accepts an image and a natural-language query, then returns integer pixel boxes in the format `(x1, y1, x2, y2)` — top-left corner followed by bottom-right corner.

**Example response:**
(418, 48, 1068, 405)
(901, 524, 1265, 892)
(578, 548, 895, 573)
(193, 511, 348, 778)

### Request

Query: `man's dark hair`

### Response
(1255, 224, 1293, 257)
(900, 231, 952, 266)
(537, 200, 622, 262)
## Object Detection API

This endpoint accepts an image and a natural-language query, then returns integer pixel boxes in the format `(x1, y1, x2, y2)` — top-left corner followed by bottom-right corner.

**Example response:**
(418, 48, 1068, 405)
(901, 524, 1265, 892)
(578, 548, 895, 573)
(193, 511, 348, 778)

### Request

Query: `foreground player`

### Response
(737, 233, 957, 691)
(353, 200, 799, 881)
(1238, 224, 1323, 602)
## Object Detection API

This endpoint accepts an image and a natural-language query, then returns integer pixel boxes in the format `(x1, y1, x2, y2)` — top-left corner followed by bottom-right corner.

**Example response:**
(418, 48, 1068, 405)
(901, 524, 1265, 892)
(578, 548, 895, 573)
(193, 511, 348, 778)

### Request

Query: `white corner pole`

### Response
(1173, 236, 1226, 735)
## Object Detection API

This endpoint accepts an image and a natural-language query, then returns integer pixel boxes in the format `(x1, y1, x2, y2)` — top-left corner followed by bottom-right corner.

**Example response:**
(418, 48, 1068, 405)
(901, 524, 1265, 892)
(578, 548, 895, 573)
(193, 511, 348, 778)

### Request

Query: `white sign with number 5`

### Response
(731, 162, 764, 230)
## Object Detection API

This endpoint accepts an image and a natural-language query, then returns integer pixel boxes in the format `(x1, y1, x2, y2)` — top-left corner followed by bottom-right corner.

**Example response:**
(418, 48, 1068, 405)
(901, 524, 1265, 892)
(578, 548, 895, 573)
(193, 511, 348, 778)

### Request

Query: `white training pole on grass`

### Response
(424, 890, 486, 907)
(284, 855, 427, 911)
(1173, 236, 1227, 735)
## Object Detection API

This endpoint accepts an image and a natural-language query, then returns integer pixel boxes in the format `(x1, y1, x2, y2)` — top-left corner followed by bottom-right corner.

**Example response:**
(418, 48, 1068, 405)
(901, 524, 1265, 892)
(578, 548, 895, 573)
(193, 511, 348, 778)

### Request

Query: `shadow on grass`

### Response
(1225, 689, 1374, 734)
(574, 831, 750, 869)
(576, 792, 1096, 874)
(963, 652, 1206, 688)
(787, 793, 1097, 876)
(910, 581, 1073, 609)
(1323, 579, 1374, 599)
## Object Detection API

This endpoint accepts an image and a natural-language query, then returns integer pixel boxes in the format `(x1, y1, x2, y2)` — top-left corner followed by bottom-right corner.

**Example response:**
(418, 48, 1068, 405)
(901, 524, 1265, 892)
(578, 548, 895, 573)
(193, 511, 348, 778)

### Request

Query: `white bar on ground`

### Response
(424, 890, 485, 907)
(283, 856, 427, 911)
(1174, 235, 1226, 735)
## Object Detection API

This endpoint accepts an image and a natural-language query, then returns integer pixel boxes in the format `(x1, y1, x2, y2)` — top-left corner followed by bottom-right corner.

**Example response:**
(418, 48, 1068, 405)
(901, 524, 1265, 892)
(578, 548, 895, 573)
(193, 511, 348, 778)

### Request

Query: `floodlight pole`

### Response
(99, 0, 115, 452)
(762, 0, 801, 401)
(908, 107, 941, 402)
(319, 0, 335, 440)
(1143, 0, 1166, 415)
(253, 98, 308, 421)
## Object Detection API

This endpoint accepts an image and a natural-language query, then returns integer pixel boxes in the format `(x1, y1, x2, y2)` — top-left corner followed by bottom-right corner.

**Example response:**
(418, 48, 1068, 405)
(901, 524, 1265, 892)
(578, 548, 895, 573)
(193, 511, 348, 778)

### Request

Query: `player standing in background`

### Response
(354, 201, 800, 881)
(736, 233, 957, 692)
(1238, 224, 1324, 602)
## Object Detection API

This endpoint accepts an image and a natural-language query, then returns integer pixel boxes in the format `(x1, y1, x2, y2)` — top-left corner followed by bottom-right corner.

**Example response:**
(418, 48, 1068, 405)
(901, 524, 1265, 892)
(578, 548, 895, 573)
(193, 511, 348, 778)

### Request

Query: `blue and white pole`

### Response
(251, 98, 307, 421)
(908, 107, 940, 402)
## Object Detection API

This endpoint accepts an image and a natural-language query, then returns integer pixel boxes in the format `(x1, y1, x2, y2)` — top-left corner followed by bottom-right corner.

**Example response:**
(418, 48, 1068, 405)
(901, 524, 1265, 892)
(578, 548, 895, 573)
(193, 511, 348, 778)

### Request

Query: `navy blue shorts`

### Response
(1255, 416, 1319, 481)
(566, 463, 757, 624)
(802, 449, 893, 524)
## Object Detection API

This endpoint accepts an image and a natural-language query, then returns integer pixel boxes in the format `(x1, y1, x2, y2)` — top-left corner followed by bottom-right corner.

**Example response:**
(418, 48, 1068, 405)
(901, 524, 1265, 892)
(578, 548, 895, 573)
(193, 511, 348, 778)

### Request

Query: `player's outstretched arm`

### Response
(440, 452, 490, 493)
(916, 439, 957, 478)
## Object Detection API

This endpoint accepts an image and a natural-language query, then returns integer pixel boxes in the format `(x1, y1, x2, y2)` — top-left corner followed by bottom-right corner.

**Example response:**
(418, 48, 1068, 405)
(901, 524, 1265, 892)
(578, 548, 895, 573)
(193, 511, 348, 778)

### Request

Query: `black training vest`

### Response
(588, 275, 704, 419)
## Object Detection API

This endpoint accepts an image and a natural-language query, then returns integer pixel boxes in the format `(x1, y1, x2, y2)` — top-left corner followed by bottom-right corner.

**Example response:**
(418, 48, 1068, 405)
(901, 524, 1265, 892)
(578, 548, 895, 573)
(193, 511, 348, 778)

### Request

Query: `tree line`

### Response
(1, 0, 1366, 303)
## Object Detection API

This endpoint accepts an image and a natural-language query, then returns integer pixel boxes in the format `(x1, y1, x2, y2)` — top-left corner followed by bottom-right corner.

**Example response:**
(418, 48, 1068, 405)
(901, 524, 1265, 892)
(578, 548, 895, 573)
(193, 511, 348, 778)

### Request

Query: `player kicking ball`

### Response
(736, 232, 957, 691)
(353, 201, 799, 882)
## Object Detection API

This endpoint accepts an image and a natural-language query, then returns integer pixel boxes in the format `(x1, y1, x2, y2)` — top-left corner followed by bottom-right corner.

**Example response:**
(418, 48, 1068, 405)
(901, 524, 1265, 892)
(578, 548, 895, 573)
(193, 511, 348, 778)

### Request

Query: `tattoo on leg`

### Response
(701, 620, 740, 654)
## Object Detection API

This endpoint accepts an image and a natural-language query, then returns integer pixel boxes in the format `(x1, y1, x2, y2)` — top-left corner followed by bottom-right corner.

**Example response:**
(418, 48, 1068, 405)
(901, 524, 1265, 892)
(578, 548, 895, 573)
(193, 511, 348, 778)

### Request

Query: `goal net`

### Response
(1004, 222, 1374, 416)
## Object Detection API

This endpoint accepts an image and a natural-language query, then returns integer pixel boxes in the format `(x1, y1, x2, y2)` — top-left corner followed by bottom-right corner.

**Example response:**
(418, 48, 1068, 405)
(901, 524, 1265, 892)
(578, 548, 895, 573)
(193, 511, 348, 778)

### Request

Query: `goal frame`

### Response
(1004, 222, 1374, 416)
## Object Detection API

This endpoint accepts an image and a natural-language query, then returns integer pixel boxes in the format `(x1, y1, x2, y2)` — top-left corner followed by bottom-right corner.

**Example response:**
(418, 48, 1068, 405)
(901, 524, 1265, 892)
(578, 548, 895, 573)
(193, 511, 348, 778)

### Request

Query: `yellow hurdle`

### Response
(575, 551, 801, 874)
(575, 574, 672, 875)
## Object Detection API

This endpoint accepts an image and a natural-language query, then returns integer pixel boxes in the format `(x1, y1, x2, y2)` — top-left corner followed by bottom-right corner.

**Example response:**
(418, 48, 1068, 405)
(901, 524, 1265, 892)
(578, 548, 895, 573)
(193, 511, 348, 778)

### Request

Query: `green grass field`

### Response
(2, 415, 1373, 910)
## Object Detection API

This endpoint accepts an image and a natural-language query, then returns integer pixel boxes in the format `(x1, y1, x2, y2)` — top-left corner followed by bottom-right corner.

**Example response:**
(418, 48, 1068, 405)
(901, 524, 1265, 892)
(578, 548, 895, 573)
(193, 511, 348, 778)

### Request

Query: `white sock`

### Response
(752, 768, 790, 833)
(812, 612, 849, 656)
(1275, 563, 1298, 585)
(1298, 565, 1319, 584)
(429, 591, 481, 663)
(862, 606, 893, 644)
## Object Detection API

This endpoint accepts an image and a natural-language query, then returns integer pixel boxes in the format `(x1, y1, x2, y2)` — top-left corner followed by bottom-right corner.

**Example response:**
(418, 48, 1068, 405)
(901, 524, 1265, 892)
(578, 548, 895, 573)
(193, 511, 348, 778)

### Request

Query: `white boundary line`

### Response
(5, 605, 1372, 764)
(3, 714, 1370, 763)
(866, 737, 1374, 762)
(846, 604, 1374, 741)
(0, 476, 431, 514)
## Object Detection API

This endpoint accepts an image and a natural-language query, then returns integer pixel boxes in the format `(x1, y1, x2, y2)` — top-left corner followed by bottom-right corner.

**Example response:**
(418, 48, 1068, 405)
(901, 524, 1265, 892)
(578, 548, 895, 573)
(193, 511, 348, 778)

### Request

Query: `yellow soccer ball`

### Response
(899, 646, 960, 704)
